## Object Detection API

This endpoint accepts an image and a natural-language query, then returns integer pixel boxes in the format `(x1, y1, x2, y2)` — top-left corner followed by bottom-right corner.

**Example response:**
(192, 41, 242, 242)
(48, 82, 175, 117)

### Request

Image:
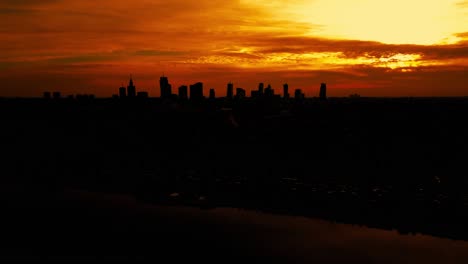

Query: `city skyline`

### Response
(113, 76, 317, 100)
(0, 0, 467, 97)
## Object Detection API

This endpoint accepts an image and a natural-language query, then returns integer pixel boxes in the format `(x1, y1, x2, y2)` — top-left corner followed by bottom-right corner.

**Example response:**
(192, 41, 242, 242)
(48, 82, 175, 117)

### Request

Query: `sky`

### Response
(0, 0, 467, 97)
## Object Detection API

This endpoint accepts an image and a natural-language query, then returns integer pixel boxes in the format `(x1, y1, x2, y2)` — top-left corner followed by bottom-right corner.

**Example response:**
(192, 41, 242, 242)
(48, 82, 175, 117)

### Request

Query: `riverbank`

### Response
(2, 185, 468, 263)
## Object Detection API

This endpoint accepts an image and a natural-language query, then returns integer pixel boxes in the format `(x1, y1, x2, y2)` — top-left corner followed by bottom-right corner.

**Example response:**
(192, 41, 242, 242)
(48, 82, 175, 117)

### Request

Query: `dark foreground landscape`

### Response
(1, 96, 468, 261)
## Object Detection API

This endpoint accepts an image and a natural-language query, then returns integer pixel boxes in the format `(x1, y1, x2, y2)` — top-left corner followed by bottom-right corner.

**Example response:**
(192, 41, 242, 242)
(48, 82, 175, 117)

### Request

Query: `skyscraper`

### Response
(178, 85, 188, 100)
(119, 86, 126, 98)
(209, 88, 216, 99)
(160, 76, 172, 99)
(295, 89, 305, 100)
(127, 77, 136, 97)
(258, 83, 264, 95)
(283, 83, 289, 99)
(190, 82, 204, 100)
(320, 83, 327, 100)
(236, 88, 246, 99)
(227, 82, 234, 99)
(265, 84, 274, 97)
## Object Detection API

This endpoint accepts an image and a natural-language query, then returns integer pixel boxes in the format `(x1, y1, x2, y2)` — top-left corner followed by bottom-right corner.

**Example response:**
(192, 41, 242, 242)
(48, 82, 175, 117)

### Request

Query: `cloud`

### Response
(134, 50, 186, 57)
(0, 0, 60, 14)
(0, 0, 466, 97)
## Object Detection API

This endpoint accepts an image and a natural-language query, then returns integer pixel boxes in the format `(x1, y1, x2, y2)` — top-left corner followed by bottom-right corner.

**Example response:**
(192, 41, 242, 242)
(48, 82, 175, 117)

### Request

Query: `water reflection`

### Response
(69, 191, 468, 263)
(201, 208, 468, 263)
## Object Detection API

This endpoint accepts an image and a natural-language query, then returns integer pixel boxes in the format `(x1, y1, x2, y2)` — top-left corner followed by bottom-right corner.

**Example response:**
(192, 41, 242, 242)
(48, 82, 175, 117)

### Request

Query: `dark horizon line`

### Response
(2, 95, 468, 99)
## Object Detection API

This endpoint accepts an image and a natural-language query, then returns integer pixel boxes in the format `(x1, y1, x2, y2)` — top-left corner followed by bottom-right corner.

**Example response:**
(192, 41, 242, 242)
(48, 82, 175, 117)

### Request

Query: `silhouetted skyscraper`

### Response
(127, 77, 136, 97)
(160, 76, 172, 99)
(178, 85, 188, 100)
(283, 83, 289, 99)
(265, 84, 274, 97)
(295, 89, 305, 100)
(209, 88, 215, 99)
(236, 88, 246, 99)
(258, 83, 264, 95)
(251, 90, 260, 98)
(227, 82, 234, 99)
(190, 82, 204, 101)
(119, 86, 126, 98)
(320, 83, 327, 100)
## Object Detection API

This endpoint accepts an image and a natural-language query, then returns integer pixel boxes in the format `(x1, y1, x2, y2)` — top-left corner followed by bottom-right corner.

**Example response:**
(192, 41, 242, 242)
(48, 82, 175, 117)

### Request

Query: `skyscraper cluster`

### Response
(114, 75, 327, 101)
(117, 77, 149, 99)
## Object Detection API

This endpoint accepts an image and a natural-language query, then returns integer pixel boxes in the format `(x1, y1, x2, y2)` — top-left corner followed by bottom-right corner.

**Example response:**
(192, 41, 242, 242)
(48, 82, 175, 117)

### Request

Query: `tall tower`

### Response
(283, 83, 289, 99)
(178, 85, 188, 100)
(227, 82, 234, 99)
(160, 76, 172, 99)
(127, 77, 136, 97)
(265, 84, 274, 97)
(190, 82, 204, 100)
(320, 83, 327, 100)
(119, 86, 126, 98)
(295, 89, 304, 100)
(209, 88, 216, 99)
(236, 88, 246, 99)
(258, 83, 264, 95)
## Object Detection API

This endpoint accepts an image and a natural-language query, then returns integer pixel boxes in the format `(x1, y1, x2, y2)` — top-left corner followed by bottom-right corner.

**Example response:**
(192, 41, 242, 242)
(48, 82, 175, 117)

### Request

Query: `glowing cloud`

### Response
(249, 0, 467, 45)
(0, 0, 467, 97)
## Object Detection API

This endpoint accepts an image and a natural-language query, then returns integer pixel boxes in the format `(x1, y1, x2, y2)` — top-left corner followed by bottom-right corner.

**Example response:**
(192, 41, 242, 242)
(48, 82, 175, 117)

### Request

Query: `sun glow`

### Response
(249, 0, 468, 45)
(188, 51, 428, 70)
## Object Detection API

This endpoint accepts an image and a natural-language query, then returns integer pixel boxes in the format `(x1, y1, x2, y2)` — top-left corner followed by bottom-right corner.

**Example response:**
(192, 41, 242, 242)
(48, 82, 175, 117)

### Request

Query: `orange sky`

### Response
(0, 0, 467, 97)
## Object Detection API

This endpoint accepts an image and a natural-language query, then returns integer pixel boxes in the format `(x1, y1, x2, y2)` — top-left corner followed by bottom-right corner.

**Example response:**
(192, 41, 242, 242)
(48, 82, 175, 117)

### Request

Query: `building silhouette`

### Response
(75, 94, 94, 100)
(295, 89, 305, 100)
(178, 85, 188, 100)
(258, 83, 264, 95)
(160, 76, 172, 99)
(137, 92, 148, 98)
(265, 84, 274, 97)
(43, 92, 51, 99)
(53, 92, 61, 99)
(283, 83, 289, 99)
(190, 82, 204, 101)
(320, 83, 327, 100)
(236, 88, 246, 99)
(127, 77, 136, 98)
(209, 89, 216, 99)
(227, 82, 234, 99)
(119, 86, 126, 98)
(251, 90, 260, 98)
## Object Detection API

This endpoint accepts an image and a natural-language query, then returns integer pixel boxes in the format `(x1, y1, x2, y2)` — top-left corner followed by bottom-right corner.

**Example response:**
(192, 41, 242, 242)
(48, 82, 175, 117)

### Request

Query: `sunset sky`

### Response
(0, 0, 467, 97)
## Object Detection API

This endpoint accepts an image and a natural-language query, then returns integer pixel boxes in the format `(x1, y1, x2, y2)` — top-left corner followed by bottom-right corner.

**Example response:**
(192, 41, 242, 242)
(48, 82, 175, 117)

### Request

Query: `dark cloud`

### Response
(0, 0, 60, 6)
(134, 50, 186, 57)
(0, 0, 60, 14)
(0, 0, 466, 97)
(224, 35, 468, 63)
